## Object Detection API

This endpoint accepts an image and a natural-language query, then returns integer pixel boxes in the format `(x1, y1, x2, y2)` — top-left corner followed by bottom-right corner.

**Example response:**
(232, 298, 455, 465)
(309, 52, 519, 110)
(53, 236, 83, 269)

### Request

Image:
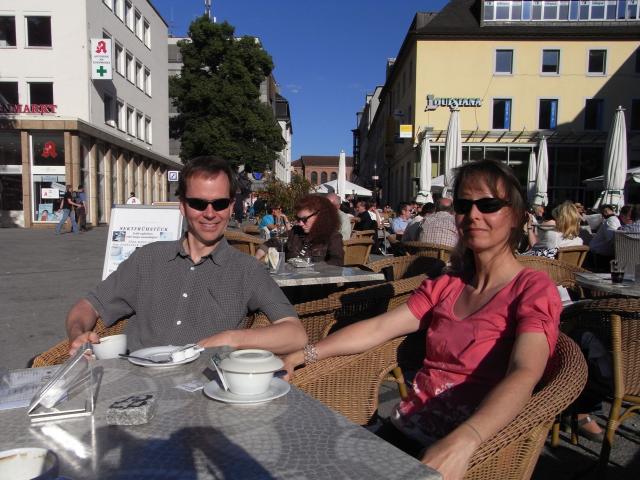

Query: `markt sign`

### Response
(91, 39, 113, 80)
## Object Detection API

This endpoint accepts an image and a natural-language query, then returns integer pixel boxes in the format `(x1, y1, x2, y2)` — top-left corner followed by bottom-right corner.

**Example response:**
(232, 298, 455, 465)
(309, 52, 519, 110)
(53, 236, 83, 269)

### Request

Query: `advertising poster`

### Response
(41, 188, 60, 199)
(102, 205, 183, 280)
(36, 203, 61, 222)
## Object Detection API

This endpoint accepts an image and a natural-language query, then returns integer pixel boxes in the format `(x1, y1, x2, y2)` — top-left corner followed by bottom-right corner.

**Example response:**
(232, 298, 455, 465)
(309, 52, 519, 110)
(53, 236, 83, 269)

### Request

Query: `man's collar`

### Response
(171, 233, 231, 266)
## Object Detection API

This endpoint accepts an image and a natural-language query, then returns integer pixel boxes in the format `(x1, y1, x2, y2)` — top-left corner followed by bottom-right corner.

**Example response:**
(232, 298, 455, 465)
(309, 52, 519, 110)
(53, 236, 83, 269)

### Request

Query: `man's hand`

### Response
(69, 331, 100, 356)
(197, 330, 235, 349)
(281, 349, 304, 381)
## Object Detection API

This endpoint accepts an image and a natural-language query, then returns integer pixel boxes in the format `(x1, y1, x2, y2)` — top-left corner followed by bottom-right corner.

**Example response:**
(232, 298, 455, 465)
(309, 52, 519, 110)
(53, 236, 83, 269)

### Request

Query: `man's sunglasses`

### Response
(184, 197, 231, 212)
(453, 198, 510, 215)
(294, 211, 318, 224)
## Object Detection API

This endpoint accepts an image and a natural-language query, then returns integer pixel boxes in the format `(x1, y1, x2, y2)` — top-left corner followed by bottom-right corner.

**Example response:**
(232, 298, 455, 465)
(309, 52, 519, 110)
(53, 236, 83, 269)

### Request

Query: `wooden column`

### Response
(161, 169, 168, 201)
(20, 131, 32, 228)
(88, 139, 98, 225)
(103, 145, 112, 222)
(136, 159, 144, 202)
(70, 133, 81, 190)
(116, 151, 125, 204)
(144, 163, 153, 204)
(127, 157, 135, 199)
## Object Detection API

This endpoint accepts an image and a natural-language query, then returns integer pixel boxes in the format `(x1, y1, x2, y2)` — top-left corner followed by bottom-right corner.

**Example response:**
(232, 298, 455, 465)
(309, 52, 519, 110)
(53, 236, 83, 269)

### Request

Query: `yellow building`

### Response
(355, 0, 640, 208)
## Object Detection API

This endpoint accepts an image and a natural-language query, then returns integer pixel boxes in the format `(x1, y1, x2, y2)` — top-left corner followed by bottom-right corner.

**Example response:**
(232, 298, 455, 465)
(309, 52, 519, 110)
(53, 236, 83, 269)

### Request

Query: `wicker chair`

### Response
(242, 224, 261, 236)
(224, 230, 264, 256)
(343, 237, 373, 266)
(366, 254, 446, 281)
(516, 256, 589, 294)
(614, 231, 640, 275)
(250, 311, 337, 345)
(351, 229, 376, 241)
(31, 318, 128, 367)
(557, 245, 589, 268)
(401, 241, 453, 262)
(552, 298, 640, 470)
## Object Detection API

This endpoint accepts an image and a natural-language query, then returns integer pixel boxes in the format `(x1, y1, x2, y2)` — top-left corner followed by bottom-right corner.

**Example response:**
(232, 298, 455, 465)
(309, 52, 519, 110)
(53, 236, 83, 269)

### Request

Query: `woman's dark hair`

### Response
(176, 156, 238, 200)
(294, 195, 339, 242)
(450, 159, 527, 277)
(542, 205, 555, 222)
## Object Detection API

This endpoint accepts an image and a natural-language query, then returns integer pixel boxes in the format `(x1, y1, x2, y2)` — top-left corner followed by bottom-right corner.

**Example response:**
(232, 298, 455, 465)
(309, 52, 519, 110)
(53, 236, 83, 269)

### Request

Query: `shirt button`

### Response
(190, 267, 195, 271)
(182, 293, 188, 298)
(176, 320, 182, 325)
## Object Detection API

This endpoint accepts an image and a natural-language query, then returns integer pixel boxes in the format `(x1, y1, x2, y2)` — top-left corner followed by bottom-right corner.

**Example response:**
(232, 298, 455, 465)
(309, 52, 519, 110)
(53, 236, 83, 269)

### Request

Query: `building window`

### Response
(115, 42, 124, 75)
(145, 117, 152, 144)
(125, 1, 133, 31)
(103, 0, 113, 9)
(0, 16, 16, 47)
(115, 0, 124, 20)
(584, 99, 604, 130)
(29, 82, 53, 104)
(320, 172, 327, 184)
(541, 49, 560, 74)
(0, 81, 19, 104)
(126, 51, 134, 83)
(135, 61, 143, 90)
(127, 106, 135, 136)
(136, 113, 144, 141)
(310, 171, 318, 184)
(635, 48, 640, 73)
(492, 99, 512, 130)
(495, 49, 513, 74)
(143, 19, 150, 48)
(144, 68, 151, 96)
(104, 93, 116, 127)
(135, 10, 142, 40)
(117, 99, 125, 131)
(495, 1, 510, 20)
(330, 172, 337, 181)
(631, 100, 640, 131)
(588, 49, 607, 75)
(629, 0, 639, 19)
(26, 16, 52, 47)
(539, 99, 558, 130)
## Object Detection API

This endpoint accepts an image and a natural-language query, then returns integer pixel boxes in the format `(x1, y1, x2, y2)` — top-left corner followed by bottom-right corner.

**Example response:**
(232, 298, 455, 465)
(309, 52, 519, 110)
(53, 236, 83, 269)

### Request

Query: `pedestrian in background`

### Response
(126, 192, 140, 204)
(75, 185, 88, 232)
(55, 185, 80, 234)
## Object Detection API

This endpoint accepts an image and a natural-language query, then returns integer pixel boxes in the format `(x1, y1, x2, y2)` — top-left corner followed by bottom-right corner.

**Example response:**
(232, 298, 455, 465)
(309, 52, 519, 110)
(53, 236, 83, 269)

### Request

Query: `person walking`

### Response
(126, 192, 140, 204)
(55, 185, 80, 234)
(75, 185, 88, 232)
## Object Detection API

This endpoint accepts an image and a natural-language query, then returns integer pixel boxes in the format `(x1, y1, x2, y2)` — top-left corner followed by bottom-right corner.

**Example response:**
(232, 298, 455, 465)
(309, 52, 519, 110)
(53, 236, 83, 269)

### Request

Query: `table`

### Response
(575, 272, 640, 298)
(0, 355, 440, 479)
(271, 262, 384, 288)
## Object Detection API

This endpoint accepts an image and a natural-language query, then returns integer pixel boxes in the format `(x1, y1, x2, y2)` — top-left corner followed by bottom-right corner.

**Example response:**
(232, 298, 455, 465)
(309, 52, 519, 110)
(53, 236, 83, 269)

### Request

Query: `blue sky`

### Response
(154, 0, 448, 160)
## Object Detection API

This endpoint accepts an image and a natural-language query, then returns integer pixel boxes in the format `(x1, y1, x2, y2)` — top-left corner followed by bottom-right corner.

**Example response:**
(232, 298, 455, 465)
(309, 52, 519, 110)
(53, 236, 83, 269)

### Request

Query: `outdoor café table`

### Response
(575, 272, 640, 298)
(0, 354, 440, 479)
(271, 262, 384, 288)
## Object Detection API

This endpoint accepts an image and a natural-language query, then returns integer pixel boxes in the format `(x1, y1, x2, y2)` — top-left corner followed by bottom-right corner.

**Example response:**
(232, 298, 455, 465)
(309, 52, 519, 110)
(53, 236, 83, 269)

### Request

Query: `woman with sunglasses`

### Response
(283, 160, 561, 480)
(256, 194, 344, 266)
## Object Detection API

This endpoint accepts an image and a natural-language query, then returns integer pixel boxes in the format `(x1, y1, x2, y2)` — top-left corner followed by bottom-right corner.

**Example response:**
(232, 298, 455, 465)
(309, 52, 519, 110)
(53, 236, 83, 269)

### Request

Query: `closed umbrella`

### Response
(415, 133, 433, 204)
(527, 149, 537, 205)
(595, 106, 627, 211)
(336, 149, 346, 201)
(442, 107, 461, 198)
(533, 137, 548, 206)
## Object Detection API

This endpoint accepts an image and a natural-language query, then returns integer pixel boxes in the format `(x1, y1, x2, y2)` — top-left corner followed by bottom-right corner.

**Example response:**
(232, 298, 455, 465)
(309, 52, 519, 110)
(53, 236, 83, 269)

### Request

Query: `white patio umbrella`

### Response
(594, 106, 627, 211)
(533, 137, 549, 206)
(336, 149, 346, 201)
(315, 180, 372, 196)
(442, 107, 461, 198)
(415, 133, 433, 204)
(527, 149, 537, 205)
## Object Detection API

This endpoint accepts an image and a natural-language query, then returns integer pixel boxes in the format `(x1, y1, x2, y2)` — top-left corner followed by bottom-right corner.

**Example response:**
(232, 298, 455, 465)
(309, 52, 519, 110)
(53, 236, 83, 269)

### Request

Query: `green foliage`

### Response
(260, 174, 312, 215)
(170, 17, 285, 171)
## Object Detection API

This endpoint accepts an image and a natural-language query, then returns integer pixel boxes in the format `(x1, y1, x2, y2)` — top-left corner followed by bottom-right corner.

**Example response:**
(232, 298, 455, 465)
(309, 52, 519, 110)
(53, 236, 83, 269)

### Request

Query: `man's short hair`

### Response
(77, 184, 84, 189)
(436, 198, 453, 213)
(421, 202, 436, 215)
(357, 200, 370, 210)
(176, 156, 238, 200)
(397, 202, 409, 212)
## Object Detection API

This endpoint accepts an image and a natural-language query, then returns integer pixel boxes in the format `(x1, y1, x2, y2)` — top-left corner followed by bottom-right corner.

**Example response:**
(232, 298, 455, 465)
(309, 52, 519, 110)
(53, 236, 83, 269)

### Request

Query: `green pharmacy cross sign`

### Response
(96, 66, 108, 77)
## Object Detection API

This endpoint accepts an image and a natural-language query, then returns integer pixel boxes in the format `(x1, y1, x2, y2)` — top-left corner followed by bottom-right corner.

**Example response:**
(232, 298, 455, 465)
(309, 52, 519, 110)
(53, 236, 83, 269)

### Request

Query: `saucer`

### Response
(203, 377, 290, 404)
(127, 346, 200, 367)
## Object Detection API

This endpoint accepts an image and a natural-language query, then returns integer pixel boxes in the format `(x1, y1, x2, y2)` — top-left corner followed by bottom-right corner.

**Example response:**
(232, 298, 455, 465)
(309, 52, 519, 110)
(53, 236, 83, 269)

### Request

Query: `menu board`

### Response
(102, 205, 184, 280)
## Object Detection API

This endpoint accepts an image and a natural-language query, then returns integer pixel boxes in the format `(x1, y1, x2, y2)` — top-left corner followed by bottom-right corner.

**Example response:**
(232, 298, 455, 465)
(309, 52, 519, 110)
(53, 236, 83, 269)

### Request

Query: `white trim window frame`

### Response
(494, 48, 514, 75)
(115, 41, 124, 76)
(541, 48, 561, 76)
(116, 98, 125, 131)
(587, 48, 608, 76)
(538, 98, 559, 130)
(491, 97, 513, 130)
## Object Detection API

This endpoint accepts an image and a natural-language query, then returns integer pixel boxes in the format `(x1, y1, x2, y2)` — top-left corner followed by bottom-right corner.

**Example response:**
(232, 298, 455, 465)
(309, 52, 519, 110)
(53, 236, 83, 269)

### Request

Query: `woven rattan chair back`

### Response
(401, 241, 453, 262)
(31, 318, 128, 367)
(516, 256, 589, 292)
(242, 224, 261, 236)
(556, 245, 589, 268)
(556, 298, 640, 468)
(250, 312, 336, 345)
(351, 229, 376, 240)
(224, 230, 263, 256)
(343, 237, 373, 266)
(614, 231, 640, 275)
(366, 254, 445, 281)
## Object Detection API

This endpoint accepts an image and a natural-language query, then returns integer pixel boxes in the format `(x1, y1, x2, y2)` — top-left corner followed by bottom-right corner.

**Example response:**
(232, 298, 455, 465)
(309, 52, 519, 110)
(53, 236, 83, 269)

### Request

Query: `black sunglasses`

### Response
(294, 211, 318, 224)
(453, 198, 510, 215)
(184, 197, 231, 212)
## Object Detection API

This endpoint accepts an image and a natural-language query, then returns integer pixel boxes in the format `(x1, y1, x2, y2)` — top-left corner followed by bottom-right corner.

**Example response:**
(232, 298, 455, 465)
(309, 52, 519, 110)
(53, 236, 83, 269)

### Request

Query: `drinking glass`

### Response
(610, 260, 625, 284)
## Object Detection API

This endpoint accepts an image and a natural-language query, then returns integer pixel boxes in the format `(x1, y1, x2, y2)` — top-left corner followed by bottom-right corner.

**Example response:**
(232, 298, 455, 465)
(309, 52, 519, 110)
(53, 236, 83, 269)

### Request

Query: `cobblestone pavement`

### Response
(1, 226, 638, 478)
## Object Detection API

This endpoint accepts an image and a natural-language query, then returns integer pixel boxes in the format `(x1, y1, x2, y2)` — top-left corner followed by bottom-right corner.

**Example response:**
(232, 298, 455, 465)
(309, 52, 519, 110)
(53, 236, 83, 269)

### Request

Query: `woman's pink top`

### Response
(391, 268, 561, 444)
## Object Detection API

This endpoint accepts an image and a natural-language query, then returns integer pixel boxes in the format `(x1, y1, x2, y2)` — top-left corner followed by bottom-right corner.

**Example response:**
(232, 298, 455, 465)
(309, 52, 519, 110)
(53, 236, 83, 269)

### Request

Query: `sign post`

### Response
(91, 39, 113, 80)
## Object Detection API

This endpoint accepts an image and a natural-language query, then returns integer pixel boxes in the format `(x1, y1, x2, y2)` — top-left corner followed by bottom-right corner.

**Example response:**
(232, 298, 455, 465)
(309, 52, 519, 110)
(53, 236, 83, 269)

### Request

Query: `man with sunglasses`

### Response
(65, 156, 306, 356)
(418, 197, 459, 248)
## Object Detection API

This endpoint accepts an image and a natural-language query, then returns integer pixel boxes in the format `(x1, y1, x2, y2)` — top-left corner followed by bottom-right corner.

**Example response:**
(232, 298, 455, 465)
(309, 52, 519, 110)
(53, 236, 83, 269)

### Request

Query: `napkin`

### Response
(267, 248, 280, 270)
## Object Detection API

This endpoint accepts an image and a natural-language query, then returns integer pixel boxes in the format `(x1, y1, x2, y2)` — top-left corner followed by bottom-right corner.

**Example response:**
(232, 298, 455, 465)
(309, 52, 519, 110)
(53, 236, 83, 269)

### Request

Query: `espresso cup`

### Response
(92, 334, 127, 359)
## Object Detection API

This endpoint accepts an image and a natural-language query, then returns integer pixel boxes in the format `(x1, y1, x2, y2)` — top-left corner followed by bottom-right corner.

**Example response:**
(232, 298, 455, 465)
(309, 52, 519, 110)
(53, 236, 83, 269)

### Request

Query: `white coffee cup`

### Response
(219, 349, 283, 395)
(92, 334, 127, 359)
(0, 448, 59, 480)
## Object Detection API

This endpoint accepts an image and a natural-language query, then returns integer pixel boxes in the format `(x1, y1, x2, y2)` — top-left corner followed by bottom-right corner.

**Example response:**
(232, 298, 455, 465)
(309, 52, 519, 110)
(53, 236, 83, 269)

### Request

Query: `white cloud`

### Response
(285, 84, 302, 94)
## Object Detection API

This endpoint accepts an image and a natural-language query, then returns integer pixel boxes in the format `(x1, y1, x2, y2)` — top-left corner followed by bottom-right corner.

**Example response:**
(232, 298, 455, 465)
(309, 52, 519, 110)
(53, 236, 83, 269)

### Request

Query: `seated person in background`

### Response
(284, 159, 560, 480)
(327, 192, 352, 240)
(403, 203, 435, 242)
(256, 194, 344, 266)
(259, 205, 290, 237)
(391, 202, 412, 235)
(620, 204, 640, 233)
(66, 156, 307, 355)
(618, 204, 632, 226)
(353, 200, 378, 231)
(588, 204, 621, 271)
(418, 198, 459, 248)
(524, 201, 583, 258)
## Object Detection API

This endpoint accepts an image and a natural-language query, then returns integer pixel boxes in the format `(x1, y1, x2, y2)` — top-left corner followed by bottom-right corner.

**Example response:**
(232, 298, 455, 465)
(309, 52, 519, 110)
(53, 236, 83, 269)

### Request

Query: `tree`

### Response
(170, 17, 285, 171)
(260, 174, 312, 216)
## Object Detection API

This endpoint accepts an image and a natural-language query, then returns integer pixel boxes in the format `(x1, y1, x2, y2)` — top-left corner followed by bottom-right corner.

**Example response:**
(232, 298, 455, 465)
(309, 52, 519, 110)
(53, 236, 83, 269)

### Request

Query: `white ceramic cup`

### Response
(0, 448, 59, 480)
(223, 371, 274, 396)
(219, 349, 283, 395)
(92, 334, 127, 359)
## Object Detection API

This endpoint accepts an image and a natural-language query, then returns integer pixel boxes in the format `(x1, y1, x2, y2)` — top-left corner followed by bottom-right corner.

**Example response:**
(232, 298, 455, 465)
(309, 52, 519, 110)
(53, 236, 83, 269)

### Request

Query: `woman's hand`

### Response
(420, 424, 481, 480)
(281, 349, 305, 381)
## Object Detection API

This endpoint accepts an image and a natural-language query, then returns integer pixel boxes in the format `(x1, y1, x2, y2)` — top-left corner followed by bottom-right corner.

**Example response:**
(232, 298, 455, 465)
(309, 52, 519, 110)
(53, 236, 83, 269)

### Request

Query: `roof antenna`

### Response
(204, 0, 215, 22)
